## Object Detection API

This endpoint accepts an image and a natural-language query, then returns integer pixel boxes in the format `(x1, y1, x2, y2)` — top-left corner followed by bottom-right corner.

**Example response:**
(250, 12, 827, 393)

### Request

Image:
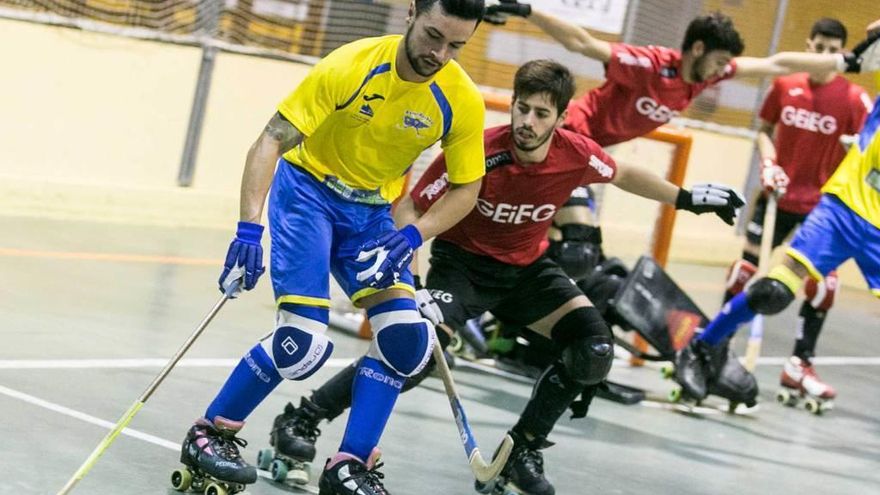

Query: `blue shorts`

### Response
(788, 195, 880, 294)
(268, 161, 414, 308)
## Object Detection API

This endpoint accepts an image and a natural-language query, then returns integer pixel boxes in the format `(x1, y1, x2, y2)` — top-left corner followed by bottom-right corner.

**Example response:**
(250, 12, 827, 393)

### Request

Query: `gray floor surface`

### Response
(2, 216, 878, 495)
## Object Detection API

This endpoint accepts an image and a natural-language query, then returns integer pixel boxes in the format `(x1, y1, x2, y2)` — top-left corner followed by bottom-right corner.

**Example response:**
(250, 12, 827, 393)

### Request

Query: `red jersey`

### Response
(565, 43, 736, 147)
(759, 73, 871, 215)
(411, 125, 617, 266)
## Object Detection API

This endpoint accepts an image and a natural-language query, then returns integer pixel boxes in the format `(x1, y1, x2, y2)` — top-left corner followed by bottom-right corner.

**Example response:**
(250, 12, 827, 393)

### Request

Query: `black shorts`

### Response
(746, 194, 807, 249)
(425, 240, 584, 338)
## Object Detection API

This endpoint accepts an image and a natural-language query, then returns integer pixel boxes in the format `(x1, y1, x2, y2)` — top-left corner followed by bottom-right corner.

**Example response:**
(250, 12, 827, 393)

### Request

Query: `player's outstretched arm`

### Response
(484, 1, 611, 62)
(735, 30, 880, 78)
(611, 163, 744, 225)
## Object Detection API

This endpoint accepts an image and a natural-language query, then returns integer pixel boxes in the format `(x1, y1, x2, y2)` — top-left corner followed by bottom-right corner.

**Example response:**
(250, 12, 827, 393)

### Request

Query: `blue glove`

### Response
(219, 221, 266, 297)
(356, 225, 423, 290)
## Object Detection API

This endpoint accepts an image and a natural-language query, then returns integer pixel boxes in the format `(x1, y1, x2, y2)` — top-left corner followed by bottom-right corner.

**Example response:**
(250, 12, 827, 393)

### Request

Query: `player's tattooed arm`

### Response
(239, 113, 304, 223)
(263, 112, 304, 154)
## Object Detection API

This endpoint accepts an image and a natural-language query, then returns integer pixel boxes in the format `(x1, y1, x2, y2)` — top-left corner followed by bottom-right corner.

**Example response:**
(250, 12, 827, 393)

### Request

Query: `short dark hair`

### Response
(414, 0, 484, 22)
(682, 12, 744, 56)
(513, 60, 575, 117)
(810, 17, 847, 46)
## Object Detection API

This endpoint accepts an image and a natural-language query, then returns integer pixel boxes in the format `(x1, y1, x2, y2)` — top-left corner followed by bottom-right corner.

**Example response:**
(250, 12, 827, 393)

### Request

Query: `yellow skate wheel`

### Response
(805, 398, 821, 415)
(289, 463, 310, 485)
(660, 366, 675, 379)
(170, 468, 192, 491)
(668, 387, 682, 402)
(257, 448, 273, 470)
(205, 482, 228, 495)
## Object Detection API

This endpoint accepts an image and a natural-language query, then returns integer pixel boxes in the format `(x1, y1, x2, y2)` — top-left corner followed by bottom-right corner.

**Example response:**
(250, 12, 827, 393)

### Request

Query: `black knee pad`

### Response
(746, 277, 795, 315)
(552, 307, 614, 386)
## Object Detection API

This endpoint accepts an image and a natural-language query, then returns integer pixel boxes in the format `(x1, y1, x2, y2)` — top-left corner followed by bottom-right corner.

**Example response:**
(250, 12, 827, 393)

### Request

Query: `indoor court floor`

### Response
(2, 216, 878, 495)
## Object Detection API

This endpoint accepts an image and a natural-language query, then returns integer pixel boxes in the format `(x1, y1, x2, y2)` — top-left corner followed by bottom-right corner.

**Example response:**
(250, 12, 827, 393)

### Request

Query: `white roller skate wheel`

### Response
(805, 398, 820, 414)
(289, 464, 310, 485)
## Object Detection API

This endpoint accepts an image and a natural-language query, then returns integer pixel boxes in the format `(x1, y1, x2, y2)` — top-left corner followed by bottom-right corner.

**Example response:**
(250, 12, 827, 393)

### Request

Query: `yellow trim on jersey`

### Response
(872, 288, 880, 298)
(783, 248, 822, 283)
(350, 283, 415, 306)
(276, 35, 485, 203)
(276, 295, 332, 308)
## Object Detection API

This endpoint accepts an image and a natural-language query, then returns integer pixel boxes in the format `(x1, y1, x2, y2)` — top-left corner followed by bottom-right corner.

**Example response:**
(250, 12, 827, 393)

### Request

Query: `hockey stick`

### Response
(744, 195, 777, 372)
(433, 323, 514, 483)
(57, 282, 239, 495)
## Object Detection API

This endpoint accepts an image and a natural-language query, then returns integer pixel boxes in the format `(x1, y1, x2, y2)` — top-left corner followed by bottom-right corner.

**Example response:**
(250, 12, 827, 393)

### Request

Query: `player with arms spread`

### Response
(673, 19, 880, 409)
(723, 17, 872, 405)
(174, 1, 486, 494)
(268, 60, 744, 495)
(484, 3, 880, 147)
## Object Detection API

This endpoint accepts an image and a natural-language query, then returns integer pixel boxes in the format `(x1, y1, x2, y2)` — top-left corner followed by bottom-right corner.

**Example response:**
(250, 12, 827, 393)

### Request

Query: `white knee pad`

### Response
(260, 310, 333, 380)
(367, 307, 435, 377)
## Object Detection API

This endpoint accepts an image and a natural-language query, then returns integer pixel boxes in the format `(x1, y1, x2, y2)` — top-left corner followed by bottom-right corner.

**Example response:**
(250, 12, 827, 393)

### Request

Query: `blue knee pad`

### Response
(260, 306, 333, 380)
(366, 298, 435, 377)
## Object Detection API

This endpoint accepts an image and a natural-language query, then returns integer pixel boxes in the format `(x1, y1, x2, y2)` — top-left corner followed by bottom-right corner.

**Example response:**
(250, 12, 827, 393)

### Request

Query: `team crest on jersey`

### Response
(402, 111, 433, 136)
(359, 104, 374, 117)
(660, 66, 677, 78)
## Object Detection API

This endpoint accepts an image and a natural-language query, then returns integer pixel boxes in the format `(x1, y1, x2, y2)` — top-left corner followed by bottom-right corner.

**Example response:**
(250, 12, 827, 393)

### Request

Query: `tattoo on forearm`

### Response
(264, 112, 301, 153)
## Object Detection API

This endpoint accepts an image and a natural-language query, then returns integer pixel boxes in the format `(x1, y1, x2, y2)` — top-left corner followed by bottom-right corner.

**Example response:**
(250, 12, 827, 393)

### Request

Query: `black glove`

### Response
(842, 30, 880, 73)
(675, 183, 745, 226)
(484, 0, 531, 25)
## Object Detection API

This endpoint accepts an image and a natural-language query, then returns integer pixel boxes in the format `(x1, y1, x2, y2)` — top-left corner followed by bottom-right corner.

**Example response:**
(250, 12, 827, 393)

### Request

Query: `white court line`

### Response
(0, 358, 355, 369)
(0, 384, 180, 450)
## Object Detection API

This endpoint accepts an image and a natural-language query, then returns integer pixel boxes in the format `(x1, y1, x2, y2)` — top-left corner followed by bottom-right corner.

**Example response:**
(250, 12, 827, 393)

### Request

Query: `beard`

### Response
(513, 125, 554, 152)
(404, 26, 442, 78)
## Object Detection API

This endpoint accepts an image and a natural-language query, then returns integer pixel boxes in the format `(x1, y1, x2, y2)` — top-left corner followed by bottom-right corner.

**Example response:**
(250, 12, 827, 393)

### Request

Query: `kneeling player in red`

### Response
(268, 59, 744, 495)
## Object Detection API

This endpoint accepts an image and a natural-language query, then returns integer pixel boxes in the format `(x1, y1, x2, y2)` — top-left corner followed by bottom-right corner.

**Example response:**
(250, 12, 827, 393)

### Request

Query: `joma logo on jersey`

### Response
(635, 96, 680, 123)
(476, 199, 556, 224)
(402, 111, 433, 135)
(780, 105, 837, 134)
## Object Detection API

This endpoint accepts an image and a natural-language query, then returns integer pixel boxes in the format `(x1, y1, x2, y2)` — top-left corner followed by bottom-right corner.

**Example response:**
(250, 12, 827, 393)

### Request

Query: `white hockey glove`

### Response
(760, 158, 790, 196)
(413, 276, 444, 326)
(675, 183, 745, 226)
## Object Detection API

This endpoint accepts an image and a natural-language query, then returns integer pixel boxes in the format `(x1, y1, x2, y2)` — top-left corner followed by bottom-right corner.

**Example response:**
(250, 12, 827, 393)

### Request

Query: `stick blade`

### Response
(470, 434, 514, 483)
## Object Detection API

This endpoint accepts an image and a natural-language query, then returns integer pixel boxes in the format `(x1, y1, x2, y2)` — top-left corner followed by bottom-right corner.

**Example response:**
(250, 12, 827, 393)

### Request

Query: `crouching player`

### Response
(173, 1, 488, 494)
(676, 19, 880, 409)
(267, 60, 744, 495)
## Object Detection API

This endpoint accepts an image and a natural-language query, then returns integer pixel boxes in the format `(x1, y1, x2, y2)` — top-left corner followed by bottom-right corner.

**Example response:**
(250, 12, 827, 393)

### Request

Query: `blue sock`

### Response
(339, 356, 405, 460)
(205, 343, 282, 422)
(697, 292, 756, 346)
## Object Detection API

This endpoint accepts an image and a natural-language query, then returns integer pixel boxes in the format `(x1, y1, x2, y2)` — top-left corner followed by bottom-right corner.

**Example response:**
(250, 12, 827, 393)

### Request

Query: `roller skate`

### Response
(171, 417, 256, 495)
(258, 397, 327, 485)
(666, 338, 711, 404)
(317, 448, 390, 495)
(776, 356, 836, 415)
(475, 431, 555, 495)
(706, 340, 758, 412)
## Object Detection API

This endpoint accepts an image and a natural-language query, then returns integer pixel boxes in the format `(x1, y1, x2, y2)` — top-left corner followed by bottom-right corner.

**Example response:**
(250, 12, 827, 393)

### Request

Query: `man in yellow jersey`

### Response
(174, 1, 486, 493)
(672, 20, 880, 406)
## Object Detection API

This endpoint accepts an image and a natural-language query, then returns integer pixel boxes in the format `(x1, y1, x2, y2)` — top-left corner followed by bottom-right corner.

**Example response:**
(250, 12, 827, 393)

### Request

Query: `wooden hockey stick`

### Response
(57, 283, 239, 494)
(433, 323, 514, 483)
(744, 195, 777, 372)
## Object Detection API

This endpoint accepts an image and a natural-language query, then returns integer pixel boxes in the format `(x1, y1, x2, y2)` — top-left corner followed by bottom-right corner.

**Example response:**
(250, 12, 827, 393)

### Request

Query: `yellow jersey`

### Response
(278, 35, 486, 202)
(822, 96, 880, 229)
